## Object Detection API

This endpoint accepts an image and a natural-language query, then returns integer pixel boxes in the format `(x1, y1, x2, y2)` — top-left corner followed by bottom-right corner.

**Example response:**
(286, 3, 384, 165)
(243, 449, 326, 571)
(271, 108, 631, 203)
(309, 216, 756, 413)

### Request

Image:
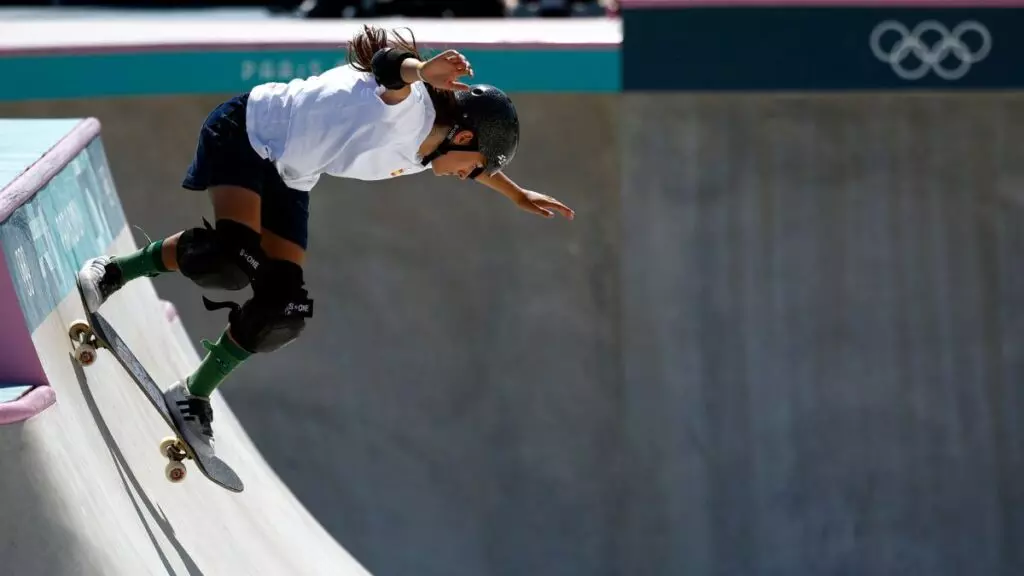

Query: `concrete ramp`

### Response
(0, 118, 370, 575)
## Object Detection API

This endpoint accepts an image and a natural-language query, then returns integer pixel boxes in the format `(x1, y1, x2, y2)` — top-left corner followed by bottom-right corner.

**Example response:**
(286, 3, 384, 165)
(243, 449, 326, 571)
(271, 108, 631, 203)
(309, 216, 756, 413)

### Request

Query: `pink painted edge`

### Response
(0, 117, 101, 224)
(0, 216, 50, 426)
(0, 41, 618, 58)
(0, 118, 102, 425)
(0, 385, 56, 425)
(621, 0, 1024, 6)
(0, 244, 47, 389)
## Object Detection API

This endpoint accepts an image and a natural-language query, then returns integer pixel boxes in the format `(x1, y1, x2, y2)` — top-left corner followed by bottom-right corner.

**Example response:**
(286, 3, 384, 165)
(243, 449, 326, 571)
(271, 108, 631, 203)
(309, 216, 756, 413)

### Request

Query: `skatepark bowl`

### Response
(0, 118, 372, 574)
(4, 8, 1024, 576)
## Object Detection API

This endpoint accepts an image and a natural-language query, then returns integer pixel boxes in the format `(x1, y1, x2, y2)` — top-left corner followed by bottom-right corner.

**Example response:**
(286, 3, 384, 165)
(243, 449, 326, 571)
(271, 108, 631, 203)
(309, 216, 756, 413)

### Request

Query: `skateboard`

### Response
(69, 280, 244, 493)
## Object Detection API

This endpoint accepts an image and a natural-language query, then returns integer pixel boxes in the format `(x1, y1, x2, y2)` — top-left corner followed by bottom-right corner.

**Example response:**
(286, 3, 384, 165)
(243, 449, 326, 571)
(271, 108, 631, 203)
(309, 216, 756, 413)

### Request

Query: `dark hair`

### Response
(347, 25, 459, 128)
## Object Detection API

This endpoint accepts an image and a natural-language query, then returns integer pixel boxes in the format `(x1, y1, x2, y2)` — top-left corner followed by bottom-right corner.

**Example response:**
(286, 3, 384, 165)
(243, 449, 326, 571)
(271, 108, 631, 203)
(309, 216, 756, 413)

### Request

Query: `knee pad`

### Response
(177, 219, 264, 291)
(205, 260, 313, 354)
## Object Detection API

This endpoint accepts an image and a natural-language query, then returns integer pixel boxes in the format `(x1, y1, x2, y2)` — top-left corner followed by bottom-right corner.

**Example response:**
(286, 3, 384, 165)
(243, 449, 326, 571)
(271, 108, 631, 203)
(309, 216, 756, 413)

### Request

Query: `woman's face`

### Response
(430, 130, 486, 180)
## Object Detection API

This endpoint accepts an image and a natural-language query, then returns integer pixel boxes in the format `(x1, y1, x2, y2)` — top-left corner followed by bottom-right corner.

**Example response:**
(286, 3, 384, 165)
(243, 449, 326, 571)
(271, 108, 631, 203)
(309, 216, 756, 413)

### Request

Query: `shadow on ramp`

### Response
(69, 352, 203, 576)
(0, 411, 81, 575)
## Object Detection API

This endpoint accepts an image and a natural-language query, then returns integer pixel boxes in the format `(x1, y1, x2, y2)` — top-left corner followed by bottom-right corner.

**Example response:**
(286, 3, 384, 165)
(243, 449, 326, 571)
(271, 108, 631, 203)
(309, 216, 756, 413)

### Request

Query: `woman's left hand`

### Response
(515, 190, 575, 220)
(418, 50, 474, 91)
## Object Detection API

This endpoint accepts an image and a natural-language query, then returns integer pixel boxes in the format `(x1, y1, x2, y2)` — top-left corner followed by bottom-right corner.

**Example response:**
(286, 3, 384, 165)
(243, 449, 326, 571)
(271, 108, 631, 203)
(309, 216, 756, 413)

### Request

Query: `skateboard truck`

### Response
(159, 437, 190, 483)
(69, 320, 98, 366)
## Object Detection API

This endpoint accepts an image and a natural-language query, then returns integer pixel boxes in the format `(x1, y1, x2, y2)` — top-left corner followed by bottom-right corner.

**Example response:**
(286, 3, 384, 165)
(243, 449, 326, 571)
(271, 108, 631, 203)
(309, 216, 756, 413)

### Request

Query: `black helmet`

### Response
(421, 84, 519, 179)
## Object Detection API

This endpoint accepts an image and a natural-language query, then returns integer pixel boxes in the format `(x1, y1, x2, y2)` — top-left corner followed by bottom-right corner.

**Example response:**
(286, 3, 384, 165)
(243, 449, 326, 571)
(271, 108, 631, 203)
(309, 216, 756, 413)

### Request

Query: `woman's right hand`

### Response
(416, 50, 474, 91)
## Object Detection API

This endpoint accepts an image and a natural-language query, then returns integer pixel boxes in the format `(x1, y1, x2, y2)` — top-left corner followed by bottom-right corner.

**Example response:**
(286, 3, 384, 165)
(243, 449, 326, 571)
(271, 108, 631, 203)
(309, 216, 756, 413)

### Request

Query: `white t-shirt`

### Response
(244, 64, 436, 192)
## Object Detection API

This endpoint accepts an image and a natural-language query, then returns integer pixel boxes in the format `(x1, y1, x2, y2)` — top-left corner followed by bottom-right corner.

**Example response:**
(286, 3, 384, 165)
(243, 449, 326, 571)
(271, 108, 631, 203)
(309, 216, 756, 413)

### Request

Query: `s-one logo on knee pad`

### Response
(238, 249, 260, 270)
(285, 302, 311, 316)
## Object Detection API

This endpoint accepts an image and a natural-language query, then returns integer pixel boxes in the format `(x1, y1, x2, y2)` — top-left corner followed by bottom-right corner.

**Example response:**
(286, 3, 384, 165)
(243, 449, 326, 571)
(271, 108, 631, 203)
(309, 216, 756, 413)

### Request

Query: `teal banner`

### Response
(0, 47, 619, 101)
(0, 138, 125, 332)
(623, 7, 1023, 91)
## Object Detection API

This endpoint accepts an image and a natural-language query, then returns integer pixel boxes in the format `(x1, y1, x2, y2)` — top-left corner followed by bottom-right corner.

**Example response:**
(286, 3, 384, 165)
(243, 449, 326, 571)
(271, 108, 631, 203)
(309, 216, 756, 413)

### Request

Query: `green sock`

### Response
(185, 329, 252, 398)
(111, 240, 169, 282)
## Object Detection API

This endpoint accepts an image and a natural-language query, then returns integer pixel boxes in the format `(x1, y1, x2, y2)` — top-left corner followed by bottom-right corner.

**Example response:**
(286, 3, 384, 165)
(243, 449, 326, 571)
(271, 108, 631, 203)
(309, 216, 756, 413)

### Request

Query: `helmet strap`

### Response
(420, 124, 478, 167)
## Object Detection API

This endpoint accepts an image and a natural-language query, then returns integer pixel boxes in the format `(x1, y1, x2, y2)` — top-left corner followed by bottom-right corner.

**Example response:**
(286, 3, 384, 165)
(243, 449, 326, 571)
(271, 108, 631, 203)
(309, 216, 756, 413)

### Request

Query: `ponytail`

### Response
(347, 25, 460, 128)
(347, 25, 419, 72)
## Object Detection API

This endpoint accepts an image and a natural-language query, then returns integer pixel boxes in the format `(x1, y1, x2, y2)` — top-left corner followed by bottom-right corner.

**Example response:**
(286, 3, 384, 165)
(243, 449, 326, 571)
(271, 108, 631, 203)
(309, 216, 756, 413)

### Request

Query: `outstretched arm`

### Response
(378, 50, 474, 105)
(476, 171, 575, 220)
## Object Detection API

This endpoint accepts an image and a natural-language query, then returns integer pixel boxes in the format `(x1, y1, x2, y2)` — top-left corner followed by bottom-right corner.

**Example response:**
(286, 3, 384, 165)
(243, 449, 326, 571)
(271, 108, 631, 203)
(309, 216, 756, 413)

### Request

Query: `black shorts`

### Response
(182, 93, 310, 250)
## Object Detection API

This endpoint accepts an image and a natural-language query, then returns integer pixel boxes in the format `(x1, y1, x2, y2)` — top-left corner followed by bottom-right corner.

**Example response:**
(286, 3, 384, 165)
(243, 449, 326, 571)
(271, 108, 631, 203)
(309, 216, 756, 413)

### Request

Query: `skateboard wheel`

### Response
(68, 320, 92, 343)
(75, 343, 97, 366)
(165, 461, 187, 483)
(159, 437, 177, 456)
(160, 436, 188, 461)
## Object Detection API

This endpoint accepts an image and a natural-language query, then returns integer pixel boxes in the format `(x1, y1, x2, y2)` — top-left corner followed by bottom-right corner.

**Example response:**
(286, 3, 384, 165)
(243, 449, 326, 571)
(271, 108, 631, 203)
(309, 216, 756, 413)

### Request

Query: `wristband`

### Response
(370, 48, 415, 90)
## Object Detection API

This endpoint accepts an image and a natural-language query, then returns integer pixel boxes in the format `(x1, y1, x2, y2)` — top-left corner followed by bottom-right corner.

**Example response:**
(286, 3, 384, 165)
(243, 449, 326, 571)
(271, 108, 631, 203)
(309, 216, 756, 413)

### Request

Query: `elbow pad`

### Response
(370, 48, 416, 90)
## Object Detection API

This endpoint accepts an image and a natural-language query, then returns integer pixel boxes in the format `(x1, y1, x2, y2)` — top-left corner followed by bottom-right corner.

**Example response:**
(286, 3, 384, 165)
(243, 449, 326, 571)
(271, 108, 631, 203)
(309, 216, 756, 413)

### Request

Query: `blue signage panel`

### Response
(0, 137, 125, 332)
(0, 47, 619, 101)
(623, 7, 1023, 91)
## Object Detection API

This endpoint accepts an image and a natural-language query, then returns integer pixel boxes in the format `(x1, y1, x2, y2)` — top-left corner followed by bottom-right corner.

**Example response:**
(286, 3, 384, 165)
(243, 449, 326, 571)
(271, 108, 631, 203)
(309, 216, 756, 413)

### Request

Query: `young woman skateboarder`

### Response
(76, 25, 574, 460)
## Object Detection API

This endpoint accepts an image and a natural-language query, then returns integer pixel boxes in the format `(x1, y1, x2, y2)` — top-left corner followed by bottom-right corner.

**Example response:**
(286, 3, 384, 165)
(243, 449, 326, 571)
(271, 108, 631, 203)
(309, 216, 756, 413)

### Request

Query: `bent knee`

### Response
(230, 260, 313, 354)
(177, 219, 263, 291)
(231, 300, 311, 353)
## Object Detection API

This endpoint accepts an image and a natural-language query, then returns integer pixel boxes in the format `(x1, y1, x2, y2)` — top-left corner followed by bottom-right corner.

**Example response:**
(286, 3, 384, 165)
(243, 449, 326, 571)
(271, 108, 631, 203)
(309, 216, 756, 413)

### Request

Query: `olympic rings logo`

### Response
(870, 20, 992, 81)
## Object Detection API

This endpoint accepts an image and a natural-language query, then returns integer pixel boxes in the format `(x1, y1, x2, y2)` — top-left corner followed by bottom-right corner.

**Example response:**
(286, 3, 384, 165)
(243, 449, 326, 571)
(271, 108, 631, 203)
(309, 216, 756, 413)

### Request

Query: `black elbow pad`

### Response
(371, 48, 416, 90)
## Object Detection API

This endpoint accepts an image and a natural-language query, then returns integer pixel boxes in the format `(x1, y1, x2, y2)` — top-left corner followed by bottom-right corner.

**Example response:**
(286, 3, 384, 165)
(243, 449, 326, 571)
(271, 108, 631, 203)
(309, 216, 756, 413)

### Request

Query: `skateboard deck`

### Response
(70, 280, 244, 492)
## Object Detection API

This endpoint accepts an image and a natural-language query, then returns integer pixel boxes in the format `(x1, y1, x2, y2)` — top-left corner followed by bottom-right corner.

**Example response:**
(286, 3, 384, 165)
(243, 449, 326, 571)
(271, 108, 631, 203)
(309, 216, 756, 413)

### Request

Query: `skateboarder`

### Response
(76, 25, 574, 461)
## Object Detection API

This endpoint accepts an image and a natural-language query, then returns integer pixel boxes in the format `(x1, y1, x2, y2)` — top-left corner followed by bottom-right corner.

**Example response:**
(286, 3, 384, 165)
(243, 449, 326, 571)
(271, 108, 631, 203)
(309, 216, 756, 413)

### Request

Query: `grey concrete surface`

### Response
(0, 93, 622, 576)
(5, 91, 1024, 576)
(619, 93, 1024, 576)
(0, 426, 81, 576)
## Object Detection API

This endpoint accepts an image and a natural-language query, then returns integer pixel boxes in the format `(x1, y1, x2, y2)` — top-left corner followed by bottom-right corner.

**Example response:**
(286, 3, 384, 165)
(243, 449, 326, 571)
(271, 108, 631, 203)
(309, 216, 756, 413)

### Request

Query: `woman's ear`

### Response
(453, 130, 475, 145)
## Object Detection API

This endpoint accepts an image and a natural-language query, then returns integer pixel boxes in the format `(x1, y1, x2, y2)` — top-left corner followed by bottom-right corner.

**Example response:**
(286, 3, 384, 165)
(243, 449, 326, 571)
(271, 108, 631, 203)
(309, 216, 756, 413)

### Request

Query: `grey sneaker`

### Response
(77, 256, 125, 313)
(164, 381, 216, 460)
